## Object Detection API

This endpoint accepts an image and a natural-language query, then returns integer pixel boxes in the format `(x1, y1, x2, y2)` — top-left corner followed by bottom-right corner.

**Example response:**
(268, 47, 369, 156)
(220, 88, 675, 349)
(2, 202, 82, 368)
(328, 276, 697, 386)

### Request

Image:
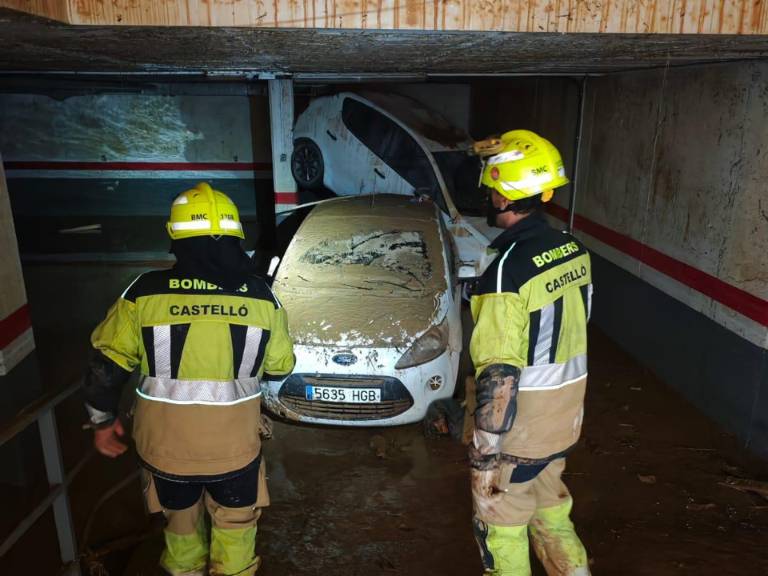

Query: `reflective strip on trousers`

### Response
(519, 354, 587, 390)
(137, 375, 261, 406)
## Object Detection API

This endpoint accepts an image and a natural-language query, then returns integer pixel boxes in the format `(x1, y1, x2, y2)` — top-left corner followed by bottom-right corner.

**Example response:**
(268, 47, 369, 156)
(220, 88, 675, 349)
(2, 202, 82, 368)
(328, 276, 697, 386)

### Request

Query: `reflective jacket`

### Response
(470, 213, 592, 463)
(85, 269, 295, 477)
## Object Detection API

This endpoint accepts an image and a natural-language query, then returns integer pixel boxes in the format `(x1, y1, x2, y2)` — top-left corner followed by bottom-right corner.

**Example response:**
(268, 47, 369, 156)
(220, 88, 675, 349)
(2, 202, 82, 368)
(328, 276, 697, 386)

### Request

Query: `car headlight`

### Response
(395, 318, 449, 370)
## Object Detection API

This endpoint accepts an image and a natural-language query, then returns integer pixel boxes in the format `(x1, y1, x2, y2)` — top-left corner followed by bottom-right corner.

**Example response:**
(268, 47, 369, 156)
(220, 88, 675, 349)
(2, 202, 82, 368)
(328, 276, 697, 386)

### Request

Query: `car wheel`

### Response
(291, 138, 324, 189)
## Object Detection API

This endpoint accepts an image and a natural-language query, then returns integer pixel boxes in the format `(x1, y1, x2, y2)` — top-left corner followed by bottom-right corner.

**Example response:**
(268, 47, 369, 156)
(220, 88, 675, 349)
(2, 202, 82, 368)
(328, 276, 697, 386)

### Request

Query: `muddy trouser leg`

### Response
(529, 459, 590, 576)
(150, 474, 208, 576)
(472, 461, 538, 576)
(205, 456, 270, 576)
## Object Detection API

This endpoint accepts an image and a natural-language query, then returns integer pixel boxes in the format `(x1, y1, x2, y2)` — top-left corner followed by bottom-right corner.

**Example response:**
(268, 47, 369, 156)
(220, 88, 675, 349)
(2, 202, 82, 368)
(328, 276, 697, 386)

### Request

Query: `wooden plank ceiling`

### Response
(2, 0, 768, 33)
(2, 6, 768, 75)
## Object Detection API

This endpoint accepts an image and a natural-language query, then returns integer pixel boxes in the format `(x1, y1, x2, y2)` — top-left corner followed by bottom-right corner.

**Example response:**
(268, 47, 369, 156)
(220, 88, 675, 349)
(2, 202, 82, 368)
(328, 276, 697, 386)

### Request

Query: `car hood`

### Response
(277, 286, 443, 348)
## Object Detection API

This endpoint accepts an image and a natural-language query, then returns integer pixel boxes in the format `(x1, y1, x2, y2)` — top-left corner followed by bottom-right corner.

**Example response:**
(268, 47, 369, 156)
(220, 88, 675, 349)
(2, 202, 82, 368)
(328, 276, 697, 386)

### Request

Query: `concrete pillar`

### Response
(268, 78, 297, 224)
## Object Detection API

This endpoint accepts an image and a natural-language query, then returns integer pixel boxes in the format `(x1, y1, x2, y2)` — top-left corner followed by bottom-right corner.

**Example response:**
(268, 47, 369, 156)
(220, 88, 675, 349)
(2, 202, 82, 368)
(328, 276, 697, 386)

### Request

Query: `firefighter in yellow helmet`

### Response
(469, 131, 592, 575)
(83, 183, 295, 576)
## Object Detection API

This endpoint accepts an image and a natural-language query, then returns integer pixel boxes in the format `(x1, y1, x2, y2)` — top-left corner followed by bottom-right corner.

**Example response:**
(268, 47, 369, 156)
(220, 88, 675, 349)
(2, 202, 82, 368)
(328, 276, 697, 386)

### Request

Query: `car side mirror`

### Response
(457, 264, 477, 280)
(413, 187, 434, 201)
(459, 275, 480, 302)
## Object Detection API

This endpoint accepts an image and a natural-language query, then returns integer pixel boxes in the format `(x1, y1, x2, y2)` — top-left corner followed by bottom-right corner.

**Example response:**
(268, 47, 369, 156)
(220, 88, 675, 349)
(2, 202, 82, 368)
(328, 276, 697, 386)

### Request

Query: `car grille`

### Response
(298, 375, 390, 388)
(278, 373, 414, 421)
(279, 396, 413, 420)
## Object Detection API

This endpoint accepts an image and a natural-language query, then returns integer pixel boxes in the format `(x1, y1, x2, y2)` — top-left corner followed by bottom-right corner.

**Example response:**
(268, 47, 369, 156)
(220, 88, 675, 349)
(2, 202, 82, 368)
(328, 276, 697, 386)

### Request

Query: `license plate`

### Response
(305, 386, 381, 403)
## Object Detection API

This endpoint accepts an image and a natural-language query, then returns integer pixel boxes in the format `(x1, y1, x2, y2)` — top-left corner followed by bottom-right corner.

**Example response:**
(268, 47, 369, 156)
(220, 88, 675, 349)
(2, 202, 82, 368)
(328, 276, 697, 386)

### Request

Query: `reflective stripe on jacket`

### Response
(91, 269, 295, 476)
(470, 213, 592, 462)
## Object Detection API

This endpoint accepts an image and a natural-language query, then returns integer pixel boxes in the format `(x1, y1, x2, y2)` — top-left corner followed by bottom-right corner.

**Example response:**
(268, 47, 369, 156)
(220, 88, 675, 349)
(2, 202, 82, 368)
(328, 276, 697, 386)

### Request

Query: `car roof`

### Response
(343, 91, 471, 152)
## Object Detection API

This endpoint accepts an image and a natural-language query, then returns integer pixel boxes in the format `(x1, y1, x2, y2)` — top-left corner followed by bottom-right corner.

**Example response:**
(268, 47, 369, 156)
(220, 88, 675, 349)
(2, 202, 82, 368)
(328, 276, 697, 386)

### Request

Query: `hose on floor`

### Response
(64, 462, 145, 576)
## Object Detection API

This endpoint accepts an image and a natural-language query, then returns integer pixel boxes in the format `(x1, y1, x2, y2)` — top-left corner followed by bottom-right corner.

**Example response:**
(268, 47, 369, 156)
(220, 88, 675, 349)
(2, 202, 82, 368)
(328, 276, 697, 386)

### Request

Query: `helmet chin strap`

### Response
(478, 158, 488, 188)
(486, 196, 520, 227)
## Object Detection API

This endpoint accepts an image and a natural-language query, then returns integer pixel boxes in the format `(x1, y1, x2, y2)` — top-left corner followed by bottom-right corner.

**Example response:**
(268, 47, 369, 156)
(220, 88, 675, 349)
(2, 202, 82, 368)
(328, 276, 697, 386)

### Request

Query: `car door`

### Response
(298, 96, 374, 196)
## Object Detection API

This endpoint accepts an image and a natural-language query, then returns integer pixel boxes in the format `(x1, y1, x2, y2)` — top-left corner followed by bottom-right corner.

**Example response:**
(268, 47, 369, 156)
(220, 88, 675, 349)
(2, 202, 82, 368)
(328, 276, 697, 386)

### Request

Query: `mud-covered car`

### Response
(263, 194, 463, 426)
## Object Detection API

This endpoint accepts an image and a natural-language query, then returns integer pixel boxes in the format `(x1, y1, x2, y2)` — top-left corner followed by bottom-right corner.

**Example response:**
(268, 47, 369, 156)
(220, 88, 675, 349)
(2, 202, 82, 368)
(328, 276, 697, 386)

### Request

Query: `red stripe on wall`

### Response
(0, 304, 32, 350)
(275, 192, 298, 203)
(547, 203, 768, 327)
(4, 161, 273, 172)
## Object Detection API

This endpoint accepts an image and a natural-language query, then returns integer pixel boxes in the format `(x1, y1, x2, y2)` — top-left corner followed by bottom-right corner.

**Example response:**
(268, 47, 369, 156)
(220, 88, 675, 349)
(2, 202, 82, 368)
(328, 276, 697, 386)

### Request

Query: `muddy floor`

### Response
(90, 329, 768, 575)
(2, 283, 768, 575)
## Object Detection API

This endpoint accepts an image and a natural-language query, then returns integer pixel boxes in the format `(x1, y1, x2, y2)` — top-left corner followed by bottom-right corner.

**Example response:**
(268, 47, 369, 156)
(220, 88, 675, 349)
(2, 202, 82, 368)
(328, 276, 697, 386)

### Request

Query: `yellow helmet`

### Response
(166, 182, 245, 240)
(479, 130, 569, 202)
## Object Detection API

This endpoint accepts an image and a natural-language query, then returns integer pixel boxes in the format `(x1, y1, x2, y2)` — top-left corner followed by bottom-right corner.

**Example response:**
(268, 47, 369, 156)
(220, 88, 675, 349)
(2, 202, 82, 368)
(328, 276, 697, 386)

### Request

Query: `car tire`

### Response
(291, 138, 324, 189)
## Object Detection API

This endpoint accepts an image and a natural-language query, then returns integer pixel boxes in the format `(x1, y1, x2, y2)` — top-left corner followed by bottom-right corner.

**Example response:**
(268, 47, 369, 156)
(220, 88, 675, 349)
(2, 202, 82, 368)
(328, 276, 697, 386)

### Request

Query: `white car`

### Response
(291, 91, 483, 217)
(291, 91, 495, 284)
(262, 194, 465, 426)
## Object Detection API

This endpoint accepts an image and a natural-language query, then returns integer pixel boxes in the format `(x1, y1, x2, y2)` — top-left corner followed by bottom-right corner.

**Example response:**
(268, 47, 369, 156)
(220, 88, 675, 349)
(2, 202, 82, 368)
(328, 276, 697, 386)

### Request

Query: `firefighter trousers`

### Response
(143, 457, 270, 576)
(472, 458, 590, 576)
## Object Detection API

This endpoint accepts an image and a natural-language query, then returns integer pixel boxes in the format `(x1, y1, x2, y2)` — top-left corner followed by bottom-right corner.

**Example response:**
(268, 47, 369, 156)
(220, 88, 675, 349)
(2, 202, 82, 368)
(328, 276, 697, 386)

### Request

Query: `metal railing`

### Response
(0, 378, 84, 575)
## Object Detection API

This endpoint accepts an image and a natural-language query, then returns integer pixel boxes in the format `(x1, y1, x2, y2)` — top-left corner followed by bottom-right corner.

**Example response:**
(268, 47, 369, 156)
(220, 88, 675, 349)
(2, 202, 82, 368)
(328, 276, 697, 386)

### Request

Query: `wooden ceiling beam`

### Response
(2, 0, 768, 35)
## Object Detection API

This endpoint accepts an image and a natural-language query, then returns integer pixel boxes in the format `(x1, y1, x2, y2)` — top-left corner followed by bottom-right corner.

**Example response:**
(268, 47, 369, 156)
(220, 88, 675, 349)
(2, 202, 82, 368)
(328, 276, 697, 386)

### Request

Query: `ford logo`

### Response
(332, 353, 357, 366)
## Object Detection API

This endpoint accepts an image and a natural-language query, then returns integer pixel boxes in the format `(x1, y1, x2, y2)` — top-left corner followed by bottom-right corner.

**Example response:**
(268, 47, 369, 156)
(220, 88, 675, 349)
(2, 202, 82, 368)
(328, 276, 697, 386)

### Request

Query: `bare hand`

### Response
(94, 418, 128, 458)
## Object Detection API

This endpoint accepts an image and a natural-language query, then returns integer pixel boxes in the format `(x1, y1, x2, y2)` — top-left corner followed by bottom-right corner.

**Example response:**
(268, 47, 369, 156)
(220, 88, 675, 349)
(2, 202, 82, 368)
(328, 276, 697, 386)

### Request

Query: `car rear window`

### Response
(341, 98, 447, 212)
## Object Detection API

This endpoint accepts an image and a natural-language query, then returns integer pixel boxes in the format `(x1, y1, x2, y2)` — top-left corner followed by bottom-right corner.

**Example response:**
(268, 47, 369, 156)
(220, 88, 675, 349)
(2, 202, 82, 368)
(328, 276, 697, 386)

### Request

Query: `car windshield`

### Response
(433, 151, 484, 216)
(277, 195, 449, 296)
(297, 228, 435, 293)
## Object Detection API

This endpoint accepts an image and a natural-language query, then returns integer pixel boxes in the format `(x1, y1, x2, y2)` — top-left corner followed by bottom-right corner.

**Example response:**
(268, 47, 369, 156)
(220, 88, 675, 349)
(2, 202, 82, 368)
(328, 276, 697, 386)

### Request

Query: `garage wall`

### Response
(476, 63, 768, 456)
(577, 61, 767, 456)
(469, 77, 580, 175)
(0, 90, 280, 483)
(0, 91, 277, 257)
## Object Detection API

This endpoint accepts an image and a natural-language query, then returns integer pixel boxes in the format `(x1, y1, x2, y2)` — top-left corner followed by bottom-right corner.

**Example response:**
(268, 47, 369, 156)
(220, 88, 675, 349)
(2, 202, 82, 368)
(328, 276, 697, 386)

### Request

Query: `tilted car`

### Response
(262, 194, 465, 426)
(291, 90, 497, 287)
(291, 90, 483, 217)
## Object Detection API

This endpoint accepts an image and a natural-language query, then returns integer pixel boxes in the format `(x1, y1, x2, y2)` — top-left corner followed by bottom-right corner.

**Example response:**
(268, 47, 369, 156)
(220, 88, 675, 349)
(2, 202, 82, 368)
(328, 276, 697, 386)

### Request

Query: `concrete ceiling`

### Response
(2, 8, 768, 77)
